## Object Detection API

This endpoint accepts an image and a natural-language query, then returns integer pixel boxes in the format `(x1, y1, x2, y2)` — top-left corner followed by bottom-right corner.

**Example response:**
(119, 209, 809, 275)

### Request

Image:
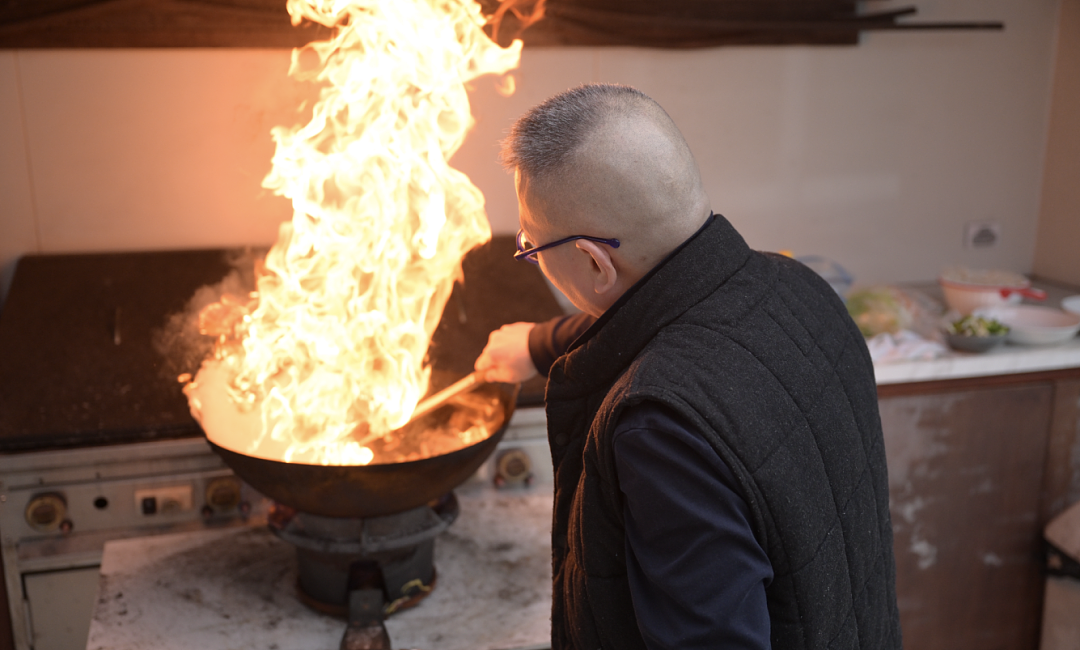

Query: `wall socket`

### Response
(964, 221, 1001, 249)
(134, 485, 193, 515)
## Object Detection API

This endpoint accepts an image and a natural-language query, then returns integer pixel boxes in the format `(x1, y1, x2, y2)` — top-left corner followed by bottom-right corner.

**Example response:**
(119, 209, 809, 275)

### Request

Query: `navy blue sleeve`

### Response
(613, 402, 773, 650)
(527, 313, 595, 377)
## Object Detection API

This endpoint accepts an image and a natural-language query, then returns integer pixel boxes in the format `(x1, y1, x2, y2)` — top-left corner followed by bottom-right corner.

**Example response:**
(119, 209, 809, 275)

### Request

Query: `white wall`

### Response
(0, 0, 1061, 305)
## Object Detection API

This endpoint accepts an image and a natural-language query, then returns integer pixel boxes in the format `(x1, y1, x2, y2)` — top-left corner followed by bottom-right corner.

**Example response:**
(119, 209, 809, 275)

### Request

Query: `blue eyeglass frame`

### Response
(513, 229, 621, 265)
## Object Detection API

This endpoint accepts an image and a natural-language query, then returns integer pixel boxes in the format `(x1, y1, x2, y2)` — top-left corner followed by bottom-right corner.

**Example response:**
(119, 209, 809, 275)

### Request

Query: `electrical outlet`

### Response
(135, 485, 193, 516)
(964, 222, 1000, 249)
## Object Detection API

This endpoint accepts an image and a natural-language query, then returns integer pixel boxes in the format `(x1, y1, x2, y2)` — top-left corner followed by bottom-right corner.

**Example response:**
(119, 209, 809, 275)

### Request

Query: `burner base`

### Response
(294, 546, 439, 618)
(269, 493, 458, 617)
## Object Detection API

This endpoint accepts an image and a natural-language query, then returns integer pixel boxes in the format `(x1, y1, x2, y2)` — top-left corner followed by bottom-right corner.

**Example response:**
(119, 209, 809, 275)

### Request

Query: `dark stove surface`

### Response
(0, 237, 562, 452)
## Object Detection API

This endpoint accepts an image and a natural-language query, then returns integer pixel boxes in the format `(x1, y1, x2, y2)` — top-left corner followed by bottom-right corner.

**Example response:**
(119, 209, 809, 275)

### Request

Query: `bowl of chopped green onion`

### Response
(944, 315, 1010, 352)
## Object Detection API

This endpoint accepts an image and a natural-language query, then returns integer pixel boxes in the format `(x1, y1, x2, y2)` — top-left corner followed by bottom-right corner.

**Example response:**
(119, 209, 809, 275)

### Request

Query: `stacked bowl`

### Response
(940, 268, 1080, 347)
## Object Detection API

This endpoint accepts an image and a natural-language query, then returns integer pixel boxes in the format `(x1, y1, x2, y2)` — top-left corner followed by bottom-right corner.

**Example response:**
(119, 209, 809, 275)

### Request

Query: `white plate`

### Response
(976, 305, 1080, 346)
(1063, 295, 1080, 317)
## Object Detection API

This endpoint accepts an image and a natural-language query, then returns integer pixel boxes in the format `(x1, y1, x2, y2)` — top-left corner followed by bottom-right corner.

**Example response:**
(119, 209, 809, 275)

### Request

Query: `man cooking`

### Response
(474, 84, 902, 650)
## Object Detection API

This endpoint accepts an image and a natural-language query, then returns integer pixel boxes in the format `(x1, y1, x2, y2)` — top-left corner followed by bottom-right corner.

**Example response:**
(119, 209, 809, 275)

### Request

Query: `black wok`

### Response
(208, 381, 518, 518)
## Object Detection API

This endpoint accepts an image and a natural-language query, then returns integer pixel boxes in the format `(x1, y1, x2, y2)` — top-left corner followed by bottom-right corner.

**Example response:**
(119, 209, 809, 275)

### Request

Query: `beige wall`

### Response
(1035, 0, 1080, 286)
(0, 0, 1062, 304)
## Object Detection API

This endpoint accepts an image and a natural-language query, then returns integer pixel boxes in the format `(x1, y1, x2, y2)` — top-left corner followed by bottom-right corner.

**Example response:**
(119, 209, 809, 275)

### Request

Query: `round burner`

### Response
(269, 493, 459, 618)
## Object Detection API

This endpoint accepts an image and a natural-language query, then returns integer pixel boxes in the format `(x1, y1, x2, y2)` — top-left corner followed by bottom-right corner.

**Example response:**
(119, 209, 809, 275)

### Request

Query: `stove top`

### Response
(0, 238, 562, 452)
(87, 480, 553, 650)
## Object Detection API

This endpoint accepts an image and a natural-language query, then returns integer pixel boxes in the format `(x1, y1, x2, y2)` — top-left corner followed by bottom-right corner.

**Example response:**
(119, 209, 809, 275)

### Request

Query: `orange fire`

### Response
(184, 0, 521, 466)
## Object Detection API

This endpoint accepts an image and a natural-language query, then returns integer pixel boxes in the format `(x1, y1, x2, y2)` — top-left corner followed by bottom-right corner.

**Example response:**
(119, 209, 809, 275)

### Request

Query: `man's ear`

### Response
(576, 240, 618, 296)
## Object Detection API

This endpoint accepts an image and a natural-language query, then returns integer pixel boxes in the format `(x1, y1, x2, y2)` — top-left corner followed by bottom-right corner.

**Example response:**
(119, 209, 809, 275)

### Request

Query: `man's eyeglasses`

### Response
(513, 229, 621, 265)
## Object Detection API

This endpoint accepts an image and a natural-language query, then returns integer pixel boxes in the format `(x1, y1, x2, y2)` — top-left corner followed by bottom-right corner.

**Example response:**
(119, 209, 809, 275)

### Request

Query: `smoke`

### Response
(153, 249, 264, 382)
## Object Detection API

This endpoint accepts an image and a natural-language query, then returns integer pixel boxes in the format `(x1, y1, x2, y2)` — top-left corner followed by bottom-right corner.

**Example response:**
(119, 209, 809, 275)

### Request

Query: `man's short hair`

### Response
(500, 83, 654, 182)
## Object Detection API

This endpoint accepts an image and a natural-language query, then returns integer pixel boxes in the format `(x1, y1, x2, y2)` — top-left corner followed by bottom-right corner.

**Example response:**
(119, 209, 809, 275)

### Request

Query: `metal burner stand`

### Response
(268, 493, 460, 650)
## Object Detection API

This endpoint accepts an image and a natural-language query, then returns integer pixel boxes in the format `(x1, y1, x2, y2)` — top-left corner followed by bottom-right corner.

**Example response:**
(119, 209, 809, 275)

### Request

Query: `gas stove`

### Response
(0, 241, 563, 650)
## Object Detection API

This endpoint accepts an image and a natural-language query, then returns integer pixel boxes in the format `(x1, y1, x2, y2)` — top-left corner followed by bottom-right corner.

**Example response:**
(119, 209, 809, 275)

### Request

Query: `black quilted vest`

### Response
(544, 214, 902, 650)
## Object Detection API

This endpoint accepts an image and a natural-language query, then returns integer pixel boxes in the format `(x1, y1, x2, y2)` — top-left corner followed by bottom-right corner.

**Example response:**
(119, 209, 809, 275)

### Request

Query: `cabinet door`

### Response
(24, 567, 100, 650)
(880, 384, 1053, 650)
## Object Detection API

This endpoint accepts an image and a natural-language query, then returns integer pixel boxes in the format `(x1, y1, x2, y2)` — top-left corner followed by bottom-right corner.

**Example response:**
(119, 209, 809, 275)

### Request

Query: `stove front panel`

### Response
(0, 438, 268, 650)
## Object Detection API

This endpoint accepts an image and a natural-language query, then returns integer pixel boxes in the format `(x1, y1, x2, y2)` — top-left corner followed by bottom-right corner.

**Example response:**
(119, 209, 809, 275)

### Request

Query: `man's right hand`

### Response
(474, 322, 539, 384)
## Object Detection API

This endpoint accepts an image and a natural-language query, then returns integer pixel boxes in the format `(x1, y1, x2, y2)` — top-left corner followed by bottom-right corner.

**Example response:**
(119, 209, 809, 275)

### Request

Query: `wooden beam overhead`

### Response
(0, 0, 1003, 49)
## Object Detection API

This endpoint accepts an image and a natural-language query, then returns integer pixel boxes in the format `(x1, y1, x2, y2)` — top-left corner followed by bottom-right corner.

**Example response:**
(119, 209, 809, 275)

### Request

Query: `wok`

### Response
(208, 381, 518, 518)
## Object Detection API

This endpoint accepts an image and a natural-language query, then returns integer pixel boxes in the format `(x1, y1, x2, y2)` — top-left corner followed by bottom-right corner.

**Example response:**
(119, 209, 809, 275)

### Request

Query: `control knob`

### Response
(494, 448, 533, 487)
(205, 477, 242, 513)
(25, 493, 67, 533)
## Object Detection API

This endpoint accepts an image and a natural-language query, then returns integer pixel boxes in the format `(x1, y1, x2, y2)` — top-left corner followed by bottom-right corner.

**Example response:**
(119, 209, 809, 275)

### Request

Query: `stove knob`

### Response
(494, 448, 533, 487)
(205, 477, 242, 512)
(25, 493, 67, 533)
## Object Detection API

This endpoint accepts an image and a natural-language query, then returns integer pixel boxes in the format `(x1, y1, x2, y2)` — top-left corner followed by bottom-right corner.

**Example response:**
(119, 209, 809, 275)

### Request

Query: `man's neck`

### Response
(567, 212, 718, 351)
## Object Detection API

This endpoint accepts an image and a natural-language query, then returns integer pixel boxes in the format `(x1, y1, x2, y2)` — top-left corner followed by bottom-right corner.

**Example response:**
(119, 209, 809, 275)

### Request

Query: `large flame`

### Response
(185, 0, 521, 466)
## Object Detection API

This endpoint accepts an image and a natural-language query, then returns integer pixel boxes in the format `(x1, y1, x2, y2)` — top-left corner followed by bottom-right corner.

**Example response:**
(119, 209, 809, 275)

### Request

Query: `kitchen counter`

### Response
(874, 336, 1080, 385)
(871, 279, 1080, 650)
(85, 480, 554, 650)
(872, 279, 1080, 385)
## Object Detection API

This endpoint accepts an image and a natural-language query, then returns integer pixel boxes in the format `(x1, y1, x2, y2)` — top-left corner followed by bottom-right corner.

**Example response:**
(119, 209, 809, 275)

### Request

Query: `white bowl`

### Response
(977, 306, 1080, 346)
(1063, 295, 1080, 317)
